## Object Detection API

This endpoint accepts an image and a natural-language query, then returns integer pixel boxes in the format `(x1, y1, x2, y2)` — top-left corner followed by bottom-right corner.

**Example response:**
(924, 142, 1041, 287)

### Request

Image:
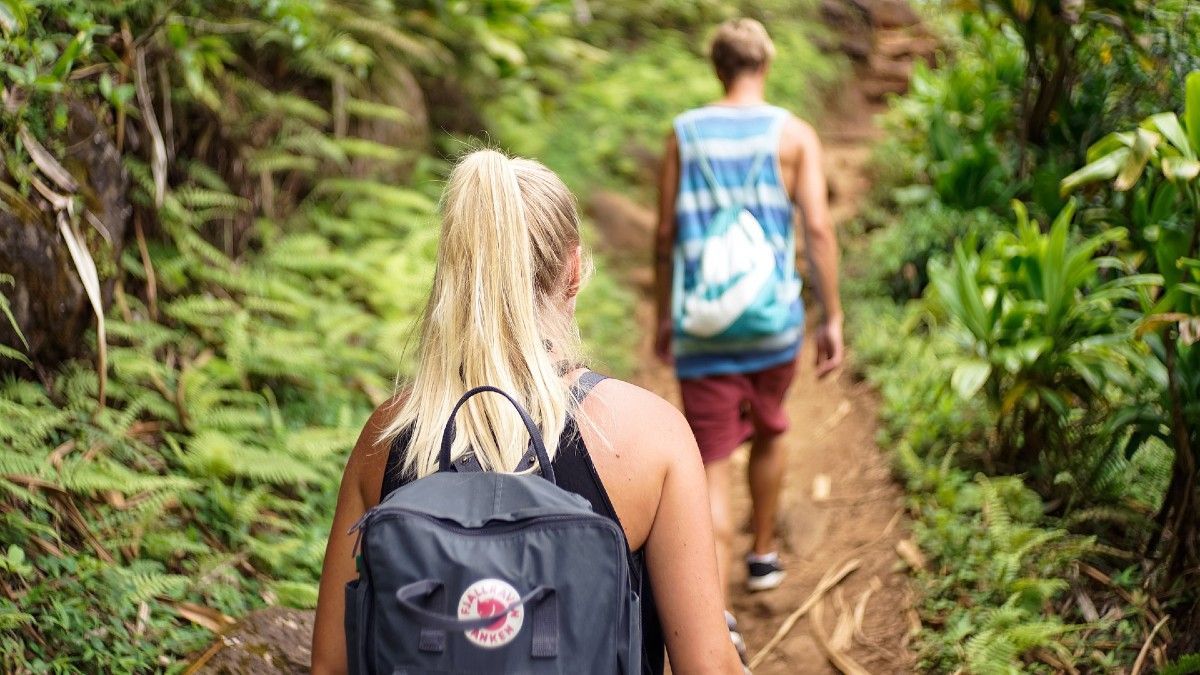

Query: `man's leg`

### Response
(743, 359, 796, 591)
(704, 456, 735, 603)
(747, 431, 787, 555)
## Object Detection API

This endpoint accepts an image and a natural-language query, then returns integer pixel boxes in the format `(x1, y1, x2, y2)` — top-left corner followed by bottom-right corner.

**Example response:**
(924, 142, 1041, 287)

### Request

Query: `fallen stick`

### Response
(851, 582, 877, 645)
(813, 399, 853, 439)
(748, 558, 861, 669)
(811, 598, 872, 675)
(1130, 616, 1169, 675)
(183, 639, 225, 675)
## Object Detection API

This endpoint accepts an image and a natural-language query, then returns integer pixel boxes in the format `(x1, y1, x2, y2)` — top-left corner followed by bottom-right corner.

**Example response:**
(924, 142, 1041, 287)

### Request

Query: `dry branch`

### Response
(748, 558, 861, 669)
(1130, 616, 1169, 675)
(811, 598, 872, 675)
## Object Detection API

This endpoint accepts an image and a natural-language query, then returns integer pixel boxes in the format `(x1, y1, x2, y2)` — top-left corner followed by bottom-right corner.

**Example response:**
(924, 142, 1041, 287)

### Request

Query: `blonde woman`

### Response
(311, 150, 744, 674)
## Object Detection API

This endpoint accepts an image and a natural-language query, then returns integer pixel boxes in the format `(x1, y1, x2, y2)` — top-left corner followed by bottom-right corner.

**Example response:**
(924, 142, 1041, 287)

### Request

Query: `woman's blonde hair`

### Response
(382, 149, 587, 478)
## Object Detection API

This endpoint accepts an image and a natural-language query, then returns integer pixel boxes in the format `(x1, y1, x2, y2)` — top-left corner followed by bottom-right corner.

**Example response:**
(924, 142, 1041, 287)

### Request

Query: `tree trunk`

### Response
(1023, 33, 1074, 149)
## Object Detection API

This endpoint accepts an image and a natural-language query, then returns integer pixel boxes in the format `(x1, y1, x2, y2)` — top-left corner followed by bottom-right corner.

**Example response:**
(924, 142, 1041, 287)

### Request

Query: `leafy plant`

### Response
(877, 14, 1026, 212)
(1061, 74, 1200, 644)
(852, 2, 1196, 668)
(0, 0, 645, 669)
(925, 200, 1150, 495)
(850, 300, 1149, 672)
(853, 202, 1003, 301)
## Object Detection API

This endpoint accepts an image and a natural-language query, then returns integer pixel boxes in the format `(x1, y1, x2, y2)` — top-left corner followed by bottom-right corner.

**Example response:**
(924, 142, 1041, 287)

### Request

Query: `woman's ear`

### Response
(566, 245, 583, 300)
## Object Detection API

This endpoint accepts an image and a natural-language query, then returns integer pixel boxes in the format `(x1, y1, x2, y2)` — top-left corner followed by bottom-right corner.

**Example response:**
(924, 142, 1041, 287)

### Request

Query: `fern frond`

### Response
(110, 565, 190, 603)
(334, 14, 450, 67)
(313, 178, 436, 213)
(246, 150, 320, 175)
(331, 137, 409, 164)
(140, 529, 213, 562)
(174, 187, 252, 216)
(344, 97, 409, 122)
(270, 579, 319, 609)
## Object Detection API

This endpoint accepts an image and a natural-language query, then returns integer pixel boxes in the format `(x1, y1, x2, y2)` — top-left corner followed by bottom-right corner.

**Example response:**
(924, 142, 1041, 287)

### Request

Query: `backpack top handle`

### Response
(438, 386, 557, 485)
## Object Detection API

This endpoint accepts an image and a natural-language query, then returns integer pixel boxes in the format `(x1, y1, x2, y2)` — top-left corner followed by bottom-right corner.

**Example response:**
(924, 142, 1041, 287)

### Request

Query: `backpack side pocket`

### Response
(345, 577, 370, 675)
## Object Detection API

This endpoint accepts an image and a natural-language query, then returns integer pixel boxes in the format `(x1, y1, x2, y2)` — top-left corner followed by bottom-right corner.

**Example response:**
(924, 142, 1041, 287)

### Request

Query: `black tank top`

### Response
(378, 372, 666, 674)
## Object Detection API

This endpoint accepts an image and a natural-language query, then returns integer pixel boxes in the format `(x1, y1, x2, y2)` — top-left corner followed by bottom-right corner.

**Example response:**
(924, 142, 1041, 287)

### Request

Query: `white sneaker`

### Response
(746, 553, 785, 592)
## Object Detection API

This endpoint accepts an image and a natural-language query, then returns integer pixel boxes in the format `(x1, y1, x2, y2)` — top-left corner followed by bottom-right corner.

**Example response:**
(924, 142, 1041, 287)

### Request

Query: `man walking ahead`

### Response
(654, 18, 844, 609)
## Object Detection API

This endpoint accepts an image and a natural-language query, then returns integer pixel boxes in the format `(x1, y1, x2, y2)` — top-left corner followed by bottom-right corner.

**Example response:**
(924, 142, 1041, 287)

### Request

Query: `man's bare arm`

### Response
(653, 131, 680, 363)
(790, 119, 844, 376)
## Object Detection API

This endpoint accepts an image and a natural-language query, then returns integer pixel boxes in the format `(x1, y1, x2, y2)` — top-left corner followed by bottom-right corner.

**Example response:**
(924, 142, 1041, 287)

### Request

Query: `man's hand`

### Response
(814, 317, 844, 379)
(654, 318, 673, 365)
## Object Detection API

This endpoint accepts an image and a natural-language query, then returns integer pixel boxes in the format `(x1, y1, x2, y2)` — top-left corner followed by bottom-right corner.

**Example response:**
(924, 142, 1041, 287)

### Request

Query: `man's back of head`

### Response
(709, 18, 775, 91)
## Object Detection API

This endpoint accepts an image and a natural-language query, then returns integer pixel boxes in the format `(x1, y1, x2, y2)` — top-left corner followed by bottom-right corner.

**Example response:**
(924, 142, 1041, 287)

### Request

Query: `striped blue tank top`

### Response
(672, 104, 804, 379)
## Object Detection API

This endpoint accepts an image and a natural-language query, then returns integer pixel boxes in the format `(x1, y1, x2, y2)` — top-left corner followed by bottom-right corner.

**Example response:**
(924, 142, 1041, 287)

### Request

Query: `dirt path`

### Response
(607, 14, 931, 671)
(195, 4, 930, 671)
(624, 132, 913, 675)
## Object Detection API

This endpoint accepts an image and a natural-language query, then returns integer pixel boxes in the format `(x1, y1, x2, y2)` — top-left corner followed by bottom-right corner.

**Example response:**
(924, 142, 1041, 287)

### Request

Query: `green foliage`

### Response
(879, 2, 1198, 220)
(852, 301, 1149, 671)
(855, 1, 1200, 667)
(492, 0, 839, 196)
(875, 12, 1025, 211)
(1164, 653, 1200, 675)
(853, 202, 1003, 300)
(925, 201, 1153, 494)
(1061, 70, 1200, 591)
(0, 0, 654, 670)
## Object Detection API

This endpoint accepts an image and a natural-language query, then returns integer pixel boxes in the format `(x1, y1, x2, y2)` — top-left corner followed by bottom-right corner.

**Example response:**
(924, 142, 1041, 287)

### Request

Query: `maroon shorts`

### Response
(679, 359, 797, 464)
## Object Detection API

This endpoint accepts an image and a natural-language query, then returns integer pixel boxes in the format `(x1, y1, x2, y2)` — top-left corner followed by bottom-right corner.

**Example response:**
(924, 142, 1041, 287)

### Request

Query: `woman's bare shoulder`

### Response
(348, 392, 406, 504)
(581, 377, 697, 463)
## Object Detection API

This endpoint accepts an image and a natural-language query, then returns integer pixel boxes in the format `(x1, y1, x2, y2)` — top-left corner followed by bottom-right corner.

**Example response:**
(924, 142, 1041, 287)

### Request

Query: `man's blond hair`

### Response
(709, 18, 776, 86)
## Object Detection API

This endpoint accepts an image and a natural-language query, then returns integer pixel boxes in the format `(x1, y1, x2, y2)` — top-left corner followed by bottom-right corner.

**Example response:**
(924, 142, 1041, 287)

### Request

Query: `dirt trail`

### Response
(195, 4, 930, 671)
(606, 8, 933, 671)
(624, 115, 913, 675)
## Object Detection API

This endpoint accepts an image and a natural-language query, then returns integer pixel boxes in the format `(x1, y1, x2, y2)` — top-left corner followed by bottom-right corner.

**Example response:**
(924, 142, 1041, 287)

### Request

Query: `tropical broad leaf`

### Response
(1144, 112, 1193, 157)
(952, 359, 992, 399)
(0, 0, 26, 34)
(1163, 157, 1200, 182)
(1085, 131, 1135, 163)
(1060, 147, 1130, 195)
(1114, 129, 1160, 191)
(1187, 70, 1200, 154)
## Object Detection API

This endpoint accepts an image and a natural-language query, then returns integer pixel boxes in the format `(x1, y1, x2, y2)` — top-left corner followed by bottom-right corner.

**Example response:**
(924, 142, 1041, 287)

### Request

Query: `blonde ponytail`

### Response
(382, 149, 587, 478)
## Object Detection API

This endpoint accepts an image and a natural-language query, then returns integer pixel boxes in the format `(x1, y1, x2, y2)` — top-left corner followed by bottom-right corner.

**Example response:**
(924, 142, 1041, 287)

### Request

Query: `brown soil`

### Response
(623, 84, 914, 675)
(610, 8, 929, 669)
(195, 607, 314, 674)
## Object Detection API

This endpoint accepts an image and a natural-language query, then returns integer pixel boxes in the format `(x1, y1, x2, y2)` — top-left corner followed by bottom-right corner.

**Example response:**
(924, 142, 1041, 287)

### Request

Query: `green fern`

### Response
(111, 565, 190, 604)
(0, 607, 33, 630)
(1162, 654, 1200, 675)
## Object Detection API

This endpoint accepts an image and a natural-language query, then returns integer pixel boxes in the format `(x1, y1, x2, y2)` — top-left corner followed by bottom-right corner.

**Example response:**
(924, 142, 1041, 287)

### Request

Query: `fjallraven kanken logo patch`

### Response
(458, 578, 524, 648)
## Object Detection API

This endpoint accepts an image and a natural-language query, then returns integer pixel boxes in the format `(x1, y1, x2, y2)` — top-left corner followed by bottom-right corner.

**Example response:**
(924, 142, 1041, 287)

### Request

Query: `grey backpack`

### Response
(345, 386, 643, 674)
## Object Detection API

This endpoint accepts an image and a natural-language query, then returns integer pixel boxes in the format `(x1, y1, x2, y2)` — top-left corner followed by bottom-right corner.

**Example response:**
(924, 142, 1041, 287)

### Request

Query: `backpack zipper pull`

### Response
(348, 508, 375, 560)
(348, 507, 374, 535)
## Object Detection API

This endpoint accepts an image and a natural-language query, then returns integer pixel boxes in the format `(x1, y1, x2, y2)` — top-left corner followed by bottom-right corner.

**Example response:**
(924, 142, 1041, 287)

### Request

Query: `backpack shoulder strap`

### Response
(739, 111, 787, 195)
(450, 371, 608, 474)
(572, 370, 608, 402)
(740, 143, 772, 194)
(680, 119, 729, 209)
